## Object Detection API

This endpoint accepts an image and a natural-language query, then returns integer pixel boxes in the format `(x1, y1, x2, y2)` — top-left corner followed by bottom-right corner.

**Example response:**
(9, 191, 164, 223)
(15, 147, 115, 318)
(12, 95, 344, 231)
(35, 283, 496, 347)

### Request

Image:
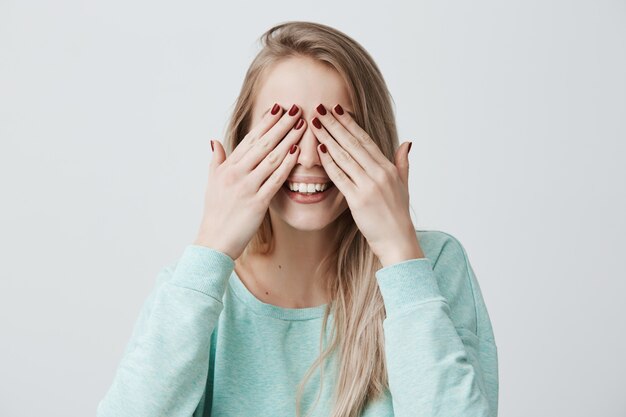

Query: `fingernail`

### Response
(408, 142, 413, 154)
(295, 118, 304, 130)
(320, 143, 327, 153)
(316, 104, 327, 115)
(290, 144, 298, 154)
(210, 140, 214, 152)
(312, 117, 322, 129)
(271, 103, 280, 115)
(334, 104, 344, 115)
(288, 104, 299, 116)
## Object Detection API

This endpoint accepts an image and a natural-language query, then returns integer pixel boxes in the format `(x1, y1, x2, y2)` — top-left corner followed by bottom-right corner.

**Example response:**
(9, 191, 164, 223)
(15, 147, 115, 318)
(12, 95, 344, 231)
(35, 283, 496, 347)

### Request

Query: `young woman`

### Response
(98, 21, 499, 417)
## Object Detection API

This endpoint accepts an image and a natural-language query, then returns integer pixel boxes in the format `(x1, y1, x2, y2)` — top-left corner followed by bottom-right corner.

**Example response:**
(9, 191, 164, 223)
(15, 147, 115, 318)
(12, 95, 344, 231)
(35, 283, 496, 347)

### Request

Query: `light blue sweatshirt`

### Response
(97, 229, 498, 416)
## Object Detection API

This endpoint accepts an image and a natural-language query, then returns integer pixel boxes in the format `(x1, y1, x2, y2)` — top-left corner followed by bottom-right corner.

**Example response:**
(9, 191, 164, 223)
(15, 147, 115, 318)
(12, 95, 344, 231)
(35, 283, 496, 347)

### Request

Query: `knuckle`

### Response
(222, 169, 238, 187)
(244, 131, 259, 145)
(372, 167, 389, 184)
(269, 170, 284, 186)
(346, 134, 360, 150)
(259, 137, 273, 151)
(267, 149, 280, 165)
(334, 167, 349, 182)
(357, 130, 370, 144)
(338, 149, 351, 162)
(245, 178, 259, 197)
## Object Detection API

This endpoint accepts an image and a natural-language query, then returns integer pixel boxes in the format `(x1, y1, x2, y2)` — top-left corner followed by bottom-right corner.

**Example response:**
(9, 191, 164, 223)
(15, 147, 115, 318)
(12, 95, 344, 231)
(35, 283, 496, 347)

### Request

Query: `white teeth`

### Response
(286, 181, 331, 193)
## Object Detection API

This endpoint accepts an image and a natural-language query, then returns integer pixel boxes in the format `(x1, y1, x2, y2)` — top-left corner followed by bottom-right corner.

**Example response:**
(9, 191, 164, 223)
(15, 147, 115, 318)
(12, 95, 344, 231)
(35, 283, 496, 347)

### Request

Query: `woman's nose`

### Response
(294, 124, 323, 167)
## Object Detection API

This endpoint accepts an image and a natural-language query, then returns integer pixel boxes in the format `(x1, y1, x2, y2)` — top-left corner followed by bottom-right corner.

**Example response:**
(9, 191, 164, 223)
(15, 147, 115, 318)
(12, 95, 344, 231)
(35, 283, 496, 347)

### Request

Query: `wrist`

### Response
(379, 243, 426, 268)
(193, 233, 239, 261)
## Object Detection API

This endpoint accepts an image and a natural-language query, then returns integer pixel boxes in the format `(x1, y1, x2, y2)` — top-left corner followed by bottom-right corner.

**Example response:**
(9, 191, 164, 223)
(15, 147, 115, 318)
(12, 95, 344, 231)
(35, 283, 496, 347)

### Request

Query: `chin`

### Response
(268, 201, 349, 232)
(284, 217, 336, 232)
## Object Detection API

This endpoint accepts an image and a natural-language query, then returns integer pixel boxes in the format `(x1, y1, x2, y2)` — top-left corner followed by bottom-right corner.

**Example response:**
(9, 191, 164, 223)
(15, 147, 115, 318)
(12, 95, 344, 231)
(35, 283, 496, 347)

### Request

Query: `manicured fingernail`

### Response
(334, 104, 344, 115)
(210, 140, 214, 152)
(312, 117, 322, 129)
(408, 142, 413, 154)
(271, 103, 280, 115)
(320, 143, 327, 153)
(316, 104, 327, 115)
(295, 118, 304, 130)
(288, 104, 299, 116)
(290, 144, 298, 154)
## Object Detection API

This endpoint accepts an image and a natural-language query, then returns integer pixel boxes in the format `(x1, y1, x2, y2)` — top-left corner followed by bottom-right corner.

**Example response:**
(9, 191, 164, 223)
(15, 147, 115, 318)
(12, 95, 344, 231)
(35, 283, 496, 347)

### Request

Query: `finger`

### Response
(314, 104, 387, 181)
(238, 104, 302, 171)
(253, 117, 306, 190)
(228, 102, 285, 165)
(317, 143, 357, 202)
(330, 104, 392, 167)
(258, 143, 300, 203)
(394, 141, 410, 188)
(311, 115, 370, 189)
(209, 139, 227, 174)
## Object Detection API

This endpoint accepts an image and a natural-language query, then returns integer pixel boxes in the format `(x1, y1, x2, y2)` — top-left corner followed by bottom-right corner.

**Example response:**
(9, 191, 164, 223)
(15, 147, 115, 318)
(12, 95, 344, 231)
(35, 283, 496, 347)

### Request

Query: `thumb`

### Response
(394, 141, 412, 187)
(210, 139, 227, 171)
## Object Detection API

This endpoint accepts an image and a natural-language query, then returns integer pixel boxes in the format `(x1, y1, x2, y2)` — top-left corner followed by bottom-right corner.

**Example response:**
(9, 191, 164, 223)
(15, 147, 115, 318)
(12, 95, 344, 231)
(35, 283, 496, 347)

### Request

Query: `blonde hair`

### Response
(223, 21, 400, 417)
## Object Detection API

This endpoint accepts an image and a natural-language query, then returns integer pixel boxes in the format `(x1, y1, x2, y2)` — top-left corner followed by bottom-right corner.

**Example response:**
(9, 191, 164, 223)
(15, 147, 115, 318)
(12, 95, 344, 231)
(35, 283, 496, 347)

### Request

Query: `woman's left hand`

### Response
(310, 104, 426, 267)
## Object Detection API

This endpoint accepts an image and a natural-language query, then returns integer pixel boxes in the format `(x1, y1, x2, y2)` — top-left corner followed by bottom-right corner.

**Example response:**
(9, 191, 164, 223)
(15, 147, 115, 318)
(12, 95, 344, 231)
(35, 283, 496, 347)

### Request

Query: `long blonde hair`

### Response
(223, 21, 400, 417)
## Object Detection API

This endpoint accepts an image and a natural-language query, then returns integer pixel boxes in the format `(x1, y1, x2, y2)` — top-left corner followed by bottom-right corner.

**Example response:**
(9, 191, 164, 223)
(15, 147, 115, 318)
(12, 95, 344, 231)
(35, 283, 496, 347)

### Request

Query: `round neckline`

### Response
(229, 269, 331, 321)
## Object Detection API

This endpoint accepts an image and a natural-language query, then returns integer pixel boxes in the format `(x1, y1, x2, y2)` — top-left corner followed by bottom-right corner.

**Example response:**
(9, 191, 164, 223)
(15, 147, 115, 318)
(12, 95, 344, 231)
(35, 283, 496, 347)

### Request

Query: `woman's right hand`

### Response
(193, 103, 306, 260)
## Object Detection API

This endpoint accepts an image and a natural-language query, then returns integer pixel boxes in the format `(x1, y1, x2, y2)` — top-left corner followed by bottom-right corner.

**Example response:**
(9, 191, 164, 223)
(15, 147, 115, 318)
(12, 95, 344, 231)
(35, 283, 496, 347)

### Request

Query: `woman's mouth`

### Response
(282, 181, 336, 204)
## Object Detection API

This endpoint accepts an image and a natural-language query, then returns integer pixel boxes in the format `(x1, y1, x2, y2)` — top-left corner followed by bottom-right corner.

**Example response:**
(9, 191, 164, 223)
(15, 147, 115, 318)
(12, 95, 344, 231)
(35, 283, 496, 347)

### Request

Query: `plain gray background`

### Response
(1, 0, 624, 416)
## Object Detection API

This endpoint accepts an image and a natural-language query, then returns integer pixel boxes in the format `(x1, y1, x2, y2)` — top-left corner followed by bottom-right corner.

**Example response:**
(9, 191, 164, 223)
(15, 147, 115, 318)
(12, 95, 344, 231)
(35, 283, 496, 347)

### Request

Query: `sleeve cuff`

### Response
(169, 244, 235, 301)
(375, 257, 444, 317)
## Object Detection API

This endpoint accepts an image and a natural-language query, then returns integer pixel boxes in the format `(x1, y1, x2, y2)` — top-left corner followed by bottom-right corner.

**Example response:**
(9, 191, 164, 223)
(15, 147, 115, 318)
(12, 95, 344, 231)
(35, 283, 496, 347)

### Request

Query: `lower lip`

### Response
(282, 183, 336, 204)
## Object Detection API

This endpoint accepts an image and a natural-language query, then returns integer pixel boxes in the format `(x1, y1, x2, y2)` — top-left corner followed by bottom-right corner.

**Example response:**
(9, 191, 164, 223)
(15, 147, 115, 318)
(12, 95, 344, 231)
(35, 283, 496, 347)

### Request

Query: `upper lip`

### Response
(286, 175, 332, 184)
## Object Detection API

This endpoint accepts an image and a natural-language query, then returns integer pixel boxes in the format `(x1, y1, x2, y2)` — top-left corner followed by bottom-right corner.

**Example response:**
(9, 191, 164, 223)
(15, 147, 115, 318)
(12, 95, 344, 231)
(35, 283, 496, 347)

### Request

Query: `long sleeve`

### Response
(97, 245, 235, 417)
(375, 233, 499, 417)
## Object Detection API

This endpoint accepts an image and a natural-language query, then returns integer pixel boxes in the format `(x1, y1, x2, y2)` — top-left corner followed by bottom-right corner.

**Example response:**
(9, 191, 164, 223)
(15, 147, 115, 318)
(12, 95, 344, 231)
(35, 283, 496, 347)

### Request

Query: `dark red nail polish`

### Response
(312, 117, 322, 129)
(210, 140, 214, 152)
(288, 104, 299, 116)
(316, 104, 327, 115)
(295, 118, 304, 130)
(408, 142, 413, 154)
(271, 103, 280, 115)
(290, 144, 298, 154)
(320, 143, 327, 153)
(334, 104, 344, 115)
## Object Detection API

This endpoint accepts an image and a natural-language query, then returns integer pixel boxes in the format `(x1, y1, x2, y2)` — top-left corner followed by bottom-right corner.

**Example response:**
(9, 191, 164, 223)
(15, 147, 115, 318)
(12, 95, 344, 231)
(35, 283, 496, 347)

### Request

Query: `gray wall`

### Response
(1, 0, 624, 416)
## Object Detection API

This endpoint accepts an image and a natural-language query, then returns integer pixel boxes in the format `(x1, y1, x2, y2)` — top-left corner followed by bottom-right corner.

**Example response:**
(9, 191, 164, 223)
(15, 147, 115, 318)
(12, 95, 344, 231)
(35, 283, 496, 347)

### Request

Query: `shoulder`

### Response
(415, 229, 481, 334)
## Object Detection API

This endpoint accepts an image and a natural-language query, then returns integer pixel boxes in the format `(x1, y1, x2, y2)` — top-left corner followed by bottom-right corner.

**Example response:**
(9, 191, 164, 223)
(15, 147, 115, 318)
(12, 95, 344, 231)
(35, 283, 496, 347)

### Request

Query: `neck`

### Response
(236, 216, 337, 309)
